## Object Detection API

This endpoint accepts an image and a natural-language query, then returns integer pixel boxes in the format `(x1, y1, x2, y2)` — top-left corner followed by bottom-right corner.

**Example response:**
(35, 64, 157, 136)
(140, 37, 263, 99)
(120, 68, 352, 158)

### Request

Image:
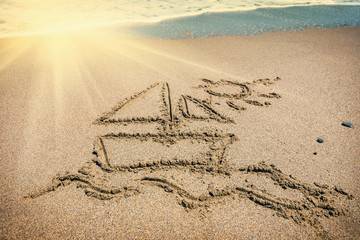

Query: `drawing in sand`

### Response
(26, 77, 353, 232)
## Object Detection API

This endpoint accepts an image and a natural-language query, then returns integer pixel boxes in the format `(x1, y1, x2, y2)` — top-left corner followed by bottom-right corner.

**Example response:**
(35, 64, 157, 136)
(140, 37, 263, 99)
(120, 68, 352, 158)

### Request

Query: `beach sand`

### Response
(1, 26, 359, 239)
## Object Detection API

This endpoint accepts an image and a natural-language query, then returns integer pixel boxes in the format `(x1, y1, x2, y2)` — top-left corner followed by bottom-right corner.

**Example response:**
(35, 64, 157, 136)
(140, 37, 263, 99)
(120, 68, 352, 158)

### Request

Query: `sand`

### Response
(1, 26, 359, 239)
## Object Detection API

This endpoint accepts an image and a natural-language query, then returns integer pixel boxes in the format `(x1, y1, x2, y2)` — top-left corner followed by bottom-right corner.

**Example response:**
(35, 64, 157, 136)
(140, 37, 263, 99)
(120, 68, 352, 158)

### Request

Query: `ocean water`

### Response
(0, 0, 359, 37)
(116, 5, 360, 38)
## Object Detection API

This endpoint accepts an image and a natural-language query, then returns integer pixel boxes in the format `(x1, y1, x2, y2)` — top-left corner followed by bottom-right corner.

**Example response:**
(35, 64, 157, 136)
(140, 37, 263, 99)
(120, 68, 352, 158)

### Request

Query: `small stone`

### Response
(317, 138, 324, 143)
(342, 122, 354, 128)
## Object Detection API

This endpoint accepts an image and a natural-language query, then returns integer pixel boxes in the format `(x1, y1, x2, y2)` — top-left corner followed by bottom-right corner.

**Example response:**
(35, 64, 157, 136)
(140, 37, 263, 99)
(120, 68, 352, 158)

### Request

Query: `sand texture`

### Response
(1, 27, 360, 239)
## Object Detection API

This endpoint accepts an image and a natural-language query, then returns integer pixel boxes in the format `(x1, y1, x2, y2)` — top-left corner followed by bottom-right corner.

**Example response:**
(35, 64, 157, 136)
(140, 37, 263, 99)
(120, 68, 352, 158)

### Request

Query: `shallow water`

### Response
(0, 0, 360, 37)
(114, 5, 360, 38)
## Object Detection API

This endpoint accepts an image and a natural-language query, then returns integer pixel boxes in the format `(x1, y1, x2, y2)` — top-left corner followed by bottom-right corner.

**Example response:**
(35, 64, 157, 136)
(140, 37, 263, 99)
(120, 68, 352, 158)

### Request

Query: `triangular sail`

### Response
(178, 95, 233, 123)
(94, 82, 172, 125)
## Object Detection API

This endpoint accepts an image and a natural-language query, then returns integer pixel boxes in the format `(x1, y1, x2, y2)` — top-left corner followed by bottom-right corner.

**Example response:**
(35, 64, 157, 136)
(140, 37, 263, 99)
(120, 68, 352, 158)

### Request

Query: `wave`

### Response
(0, 1, 360, 37)
(110, 5, 360, 39)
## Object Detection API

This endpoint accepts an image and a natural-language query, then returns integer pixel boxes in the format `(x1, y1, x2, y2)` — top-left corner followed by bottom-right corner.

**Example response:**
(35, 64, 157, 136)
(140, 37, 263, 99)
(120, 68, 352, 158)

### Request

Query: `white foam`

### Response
(1, 0, 360, 37)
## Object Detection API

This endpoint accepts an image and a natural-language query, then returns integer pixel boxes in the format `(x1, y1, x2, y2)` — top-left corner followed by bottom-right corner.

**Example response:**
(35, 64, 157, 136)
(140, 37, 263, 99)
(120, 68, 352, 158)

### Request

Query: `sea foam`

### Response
(0, 0, 359, 37)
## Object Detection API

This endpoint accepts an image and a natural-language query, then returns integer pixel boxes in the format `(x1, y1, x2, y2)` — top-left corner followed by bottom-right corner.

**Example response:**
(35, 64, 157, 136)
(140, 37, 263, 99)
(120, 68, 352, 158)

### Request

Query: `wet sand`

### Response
(1, 26, 359, 239)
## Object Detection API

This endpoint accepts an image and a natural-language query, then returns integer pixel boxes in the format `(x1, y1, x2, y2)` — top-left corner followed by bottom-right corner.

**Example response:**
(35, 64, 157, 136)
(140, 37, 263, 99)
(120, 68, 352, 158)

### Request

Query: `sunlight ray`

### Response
(70, 41, 110, 108)
(89, 32, 239, 80)
(19, 58, 56, 186)
(32, 35, 98, 129)
(49, 38, 67, 125)
(77, 59, 108, 109)
(0, 37, 36, 74)
(59, 38, 100, 119)
(78, 34, 174, 80)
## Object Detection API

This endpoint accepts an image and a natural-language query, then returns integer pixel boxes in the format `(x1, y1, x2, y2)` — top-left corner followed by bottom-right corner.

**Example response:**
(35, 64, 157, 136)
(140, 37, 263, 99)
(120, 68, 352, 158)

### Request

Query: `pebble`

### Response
(342, 122, 354, 128)
(317, 138, 324, 143)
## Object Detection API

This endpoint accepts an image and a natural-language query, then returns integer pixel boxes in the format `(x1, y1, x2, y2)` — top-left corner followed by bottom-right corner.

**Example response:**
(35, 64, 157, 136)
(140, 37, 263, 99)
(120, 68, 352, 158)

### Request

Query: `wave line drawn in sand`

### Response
(26, 79, 353, 231)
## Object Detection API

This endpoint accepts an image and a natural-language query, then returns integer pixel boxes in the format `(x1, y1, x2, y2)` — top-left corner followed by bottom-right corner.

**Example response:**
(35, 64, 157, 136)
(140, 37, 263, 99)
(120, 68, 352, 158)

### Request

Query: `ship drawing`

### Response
(26, 78, 353, 231)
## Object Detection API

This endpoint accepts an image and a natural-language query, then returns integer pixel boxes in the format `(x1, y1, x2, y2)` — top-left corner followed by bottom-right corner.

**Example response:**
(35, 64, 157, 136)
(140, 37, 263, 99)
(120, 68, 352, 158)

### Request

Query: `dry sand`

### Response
(1, 26, 359, 239)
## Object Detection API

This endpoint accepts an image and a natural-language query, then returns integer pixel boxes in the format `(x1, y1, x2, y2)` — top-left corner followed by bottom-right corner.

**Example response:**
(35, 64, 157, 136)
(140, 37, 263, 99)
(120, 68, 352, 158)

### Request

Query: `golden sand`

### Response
(1, 27, 359, 239)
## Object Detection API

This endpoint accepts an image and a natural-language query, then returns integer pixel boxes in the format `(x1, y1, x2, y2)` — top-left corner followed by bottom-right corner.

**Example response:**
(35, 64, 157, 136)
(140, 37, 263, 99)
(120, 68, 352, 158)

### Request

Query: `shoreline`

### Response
(1, 4, 360, 39)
